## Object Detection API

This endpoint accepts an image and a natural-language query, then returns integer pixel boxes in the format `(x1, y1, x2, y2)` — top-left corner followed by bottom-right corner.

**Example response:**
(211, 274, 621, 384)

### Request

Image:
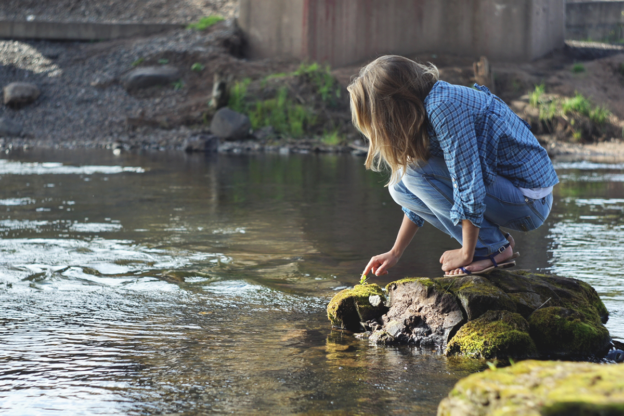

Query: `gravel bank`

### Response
(0, 0, 238, 23)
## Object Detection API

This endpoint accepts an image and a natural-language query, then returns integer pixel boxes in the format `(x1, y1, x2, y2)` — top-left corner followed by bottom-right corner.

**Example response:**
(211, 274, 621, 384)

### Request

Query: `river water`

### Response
(0, 149, 622, 415)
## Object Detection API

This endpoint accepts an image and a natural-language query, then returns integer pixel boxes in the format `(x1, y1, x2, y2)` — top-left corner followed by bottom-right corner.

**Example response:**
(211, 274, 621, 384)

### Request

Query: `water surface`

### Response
(0, 150, 622, 415)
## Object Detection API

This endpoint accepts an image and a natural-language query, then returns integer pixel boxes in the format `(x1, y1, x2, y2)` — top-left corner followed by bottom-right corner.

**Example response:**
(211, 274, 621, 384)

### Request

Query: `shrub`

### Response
(529, 84, 545, 108)
(191, 63, 205, 72)
(227, 78, 251, 113)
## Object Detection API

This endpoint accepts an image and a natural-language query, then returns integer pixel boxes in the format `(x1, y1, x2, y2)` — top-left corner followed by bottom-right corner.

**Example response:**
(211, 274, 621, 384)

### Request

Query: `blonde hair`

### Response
(348, 55, 439, 185)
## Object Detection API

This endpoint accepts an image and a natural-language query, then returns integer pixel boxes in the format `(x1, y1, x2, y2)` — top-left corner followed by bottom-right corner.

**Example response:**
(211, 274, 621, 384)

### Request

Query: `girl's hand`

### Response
(363, 251, 400, 276)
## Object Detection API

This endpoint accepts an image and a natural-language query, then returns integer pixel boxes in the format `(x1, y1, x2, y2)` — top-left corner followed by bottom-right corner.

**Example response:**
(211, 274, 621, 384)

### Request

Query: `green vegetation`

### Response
(571, 63, 586, 73)
(158, 58, 169, 65)
(247, 87, 315, 138)
(294, 62, 342, 105)
(186, 15, 225, 31)
(321, 130, 343, 146)
(131, 57, 144, 67)
(529, 85, 611, 125)
(191, 63, 205, 72)
(227, 78, 251, 113)
(172, 80, 184, 90)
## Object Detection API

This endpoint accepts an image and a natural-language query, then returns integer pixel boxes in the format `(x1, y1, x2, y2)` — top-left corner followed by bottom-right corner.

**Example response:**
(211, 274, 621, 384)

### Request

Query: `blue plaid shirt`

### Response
(404, 81, 558, 228)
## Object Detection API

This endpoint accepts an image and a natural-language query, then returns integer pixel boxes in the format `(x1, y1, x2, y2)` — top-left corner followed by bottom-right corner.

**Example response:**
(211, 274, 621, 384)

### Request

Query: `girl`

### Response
(349, 55, 558, 278)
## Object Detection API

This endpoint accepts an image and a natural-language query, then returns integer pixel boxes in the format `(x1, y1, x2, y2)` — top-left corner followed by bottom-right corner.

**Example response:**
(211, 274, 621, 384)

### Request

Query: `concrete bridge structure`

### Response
(238, 0, 566, 67)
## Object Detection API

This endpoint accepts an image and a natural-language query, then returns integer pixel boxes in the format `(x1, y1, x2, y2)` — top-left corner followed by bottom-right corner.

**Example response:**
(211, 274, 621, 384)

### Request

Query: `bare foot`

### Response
(445, 239, 515, 276)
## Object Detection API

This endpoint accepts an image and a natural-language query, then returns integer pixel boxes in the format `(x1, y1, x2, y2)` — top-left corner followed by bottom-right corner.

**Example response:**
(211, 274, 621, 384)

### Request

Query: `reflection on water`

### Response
(0, 151, 622, 415)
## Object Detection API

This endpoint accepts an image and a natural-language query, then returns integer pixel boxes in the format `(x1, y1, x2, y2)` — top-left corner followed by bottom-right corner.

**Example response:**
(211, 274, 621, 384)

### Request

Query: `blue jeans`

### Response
(389, 157, 553, 258)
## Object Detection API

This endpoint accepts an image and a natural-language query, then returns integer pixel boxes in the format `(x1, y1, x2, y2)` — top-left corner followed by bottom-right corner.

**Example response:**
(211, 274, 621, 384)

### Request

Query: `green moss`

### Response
(529, 306, 610, 357)
(384, 277, 432, 293)
(446, 310, 537, 359)
(186, 15, 225, 31)
(326, 284, 385, 331)
(438, 360, 624, 416)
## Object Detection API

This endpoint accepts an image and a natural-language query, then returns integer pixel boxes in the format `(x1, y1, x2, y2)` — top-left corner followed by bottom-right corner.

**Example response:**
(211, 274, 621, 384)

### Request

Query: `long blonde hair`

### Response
(348, 55, 439, 185)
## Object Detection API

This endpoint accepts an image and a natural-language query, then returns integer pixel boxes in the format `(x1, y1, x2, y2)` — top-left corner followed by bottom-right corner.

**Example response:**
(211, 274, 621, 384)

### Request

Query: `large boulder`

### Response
(0, 117, 22, 137)
(3, 82, 40, 107)
(121, 66, 180, 91)
(210, 107, 251, 140)
(328, 270, 610, 360)
(327, 284, 387, 332)
(438, 360, 624, 416)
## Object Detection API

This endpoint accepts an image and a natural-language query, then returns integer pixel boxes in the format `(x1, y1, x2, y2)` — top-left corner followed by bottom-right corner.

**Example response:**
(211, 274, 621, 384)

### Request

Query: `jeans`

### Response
(389, 157, 553, 257)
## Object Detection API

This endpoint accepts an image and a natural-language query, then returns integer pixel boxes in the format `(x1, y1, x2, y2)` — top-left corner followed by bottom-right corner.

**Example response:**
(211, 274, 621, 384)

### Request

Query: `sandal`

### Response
(444, 244, 519, 278)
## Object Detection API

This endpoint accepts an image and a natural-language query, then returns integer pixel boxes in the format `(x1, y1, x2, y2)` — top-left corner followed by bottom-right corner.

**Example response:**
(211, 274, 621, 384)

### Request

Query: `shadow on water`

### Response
(0, 149, 622, 414)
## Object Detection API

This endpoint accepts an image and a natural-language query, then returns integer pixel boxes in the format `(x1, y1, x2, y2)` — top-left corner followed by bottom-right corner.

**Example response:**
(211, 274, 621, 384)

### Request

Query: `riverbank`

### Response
(1, 19, 624, 158)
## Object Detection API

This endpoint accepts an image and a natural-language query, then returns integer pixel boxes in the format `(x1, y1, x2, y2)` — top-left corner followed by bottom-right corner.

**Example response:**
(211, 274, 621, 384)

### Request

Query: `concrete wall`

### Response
(239, 0, 565, 67)
(0, 20, 182, 41)
(566, 1, 624, 41)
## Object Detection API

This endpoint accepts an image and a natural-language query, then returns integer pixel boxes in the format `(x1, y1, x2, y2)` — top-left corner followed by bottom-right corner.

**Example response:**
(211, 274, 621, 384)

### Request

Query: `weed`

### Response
(158, 58, 169, 65)
(562, 93, 592, 117)
(173, 80, 184, 90)
(227, 78, 251, 113)
(249, 87, 315, 138)
(590, 106, 610, 124)
(539, 101, 558, 122)
(260, 72, 288, 88)
(131, 57, 144, 67)
(529, 84, 545, 107)
(571, 63, 586, 73)
(572, 130, 582, 141)
(191, 63, 205, 72)
(321, 130, 342, 145)
(187, 15, 225, 31)
(294, 62, 341, 105)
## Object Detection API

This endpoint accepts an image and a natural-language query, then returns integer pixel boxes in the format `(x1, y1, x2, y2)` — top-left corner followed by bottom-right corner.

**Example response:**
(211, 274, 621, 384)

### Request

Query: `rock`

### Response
(328, 270, 611, 359)
(121, 66, 180, 91)
(210, 107, 251, 141)
(326, 284, 387, 332)
(369, 329, 397, 345)
(0, 117, 22, 137)
(529, 306, 611, 358)
(3, 82, 40, 107)
(208, 73, 228, 111)
(438, 360, 624, 416)
(382, 278, 465, 346)
(446, 310, 538, 359)
(183, 133, 219, 153)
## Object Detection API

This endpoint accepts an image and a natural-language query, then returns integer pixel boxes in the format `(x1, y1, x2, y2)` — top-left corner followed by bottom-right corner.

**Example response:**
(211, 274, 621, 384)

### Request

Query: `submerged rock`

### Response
(437, 360, 624, 416)
(327, 270, 610, 360)
(327, 284, 387, 332)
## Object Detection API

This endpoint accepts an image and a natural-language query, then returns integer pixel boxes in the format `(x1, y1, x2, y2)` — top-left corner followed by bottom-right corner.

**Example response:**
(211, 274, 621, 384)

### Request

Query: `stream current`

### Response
(0, 149, 622, 415)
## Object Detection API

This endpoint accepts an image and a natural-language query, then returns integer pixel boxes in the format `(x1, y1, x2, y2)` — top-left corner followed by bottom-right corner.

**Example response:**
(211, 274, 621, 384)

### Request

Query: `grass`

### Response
(131, 57, 144, 67)
(530, 85, 611, 125)
(227, 78, 251, 113)
(172, 80, 184, 91)
(293, 62, 341, 105)
(321, 130, 342, 145)
(158, 58, 169, 65)
(571, 63, 586, 73)
(247, 87, 315, 138)
(187, 15, 225, 31)
(191, 63, 205, 72)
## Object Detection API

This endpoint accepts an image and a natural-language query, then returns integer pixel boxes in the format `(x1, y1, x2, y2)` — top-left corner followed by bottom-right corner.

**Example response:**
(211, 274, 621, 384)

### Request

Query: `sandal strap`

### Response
(473, 243, 510, 268)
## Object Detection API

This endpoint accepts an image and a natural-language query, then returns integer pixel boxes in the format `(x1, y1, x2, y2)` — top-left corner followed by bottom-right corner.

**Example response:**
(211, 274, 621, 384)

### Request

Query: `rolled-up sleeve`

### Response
(402, 207, 425, 228)
(428, 101, 486, 227)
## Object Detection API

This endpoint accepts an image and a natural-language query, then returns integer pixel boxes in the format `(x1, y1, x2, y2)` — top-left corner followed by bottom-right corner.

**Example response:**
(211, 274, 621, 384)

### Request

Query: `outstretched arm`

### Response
(363, 214, 419, 276)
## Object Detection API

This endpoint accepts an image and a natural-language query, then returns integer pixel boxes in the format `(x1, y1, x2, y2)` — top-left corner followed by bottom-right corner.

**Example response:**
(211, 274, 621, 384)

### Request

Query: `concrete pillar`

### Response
(238, 0, 565, 67)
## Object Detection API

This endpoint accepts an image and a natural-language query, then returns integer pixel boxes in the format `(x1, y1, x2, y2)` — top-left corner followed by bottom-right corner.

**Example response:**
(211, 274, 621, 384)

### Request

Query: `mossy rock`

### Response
(529, 306, 611, 358)
(442, 275, 517, 321)
(326, 284, 386, 332)
(446, 310, 538, 359)
(438, 360, 624, 416)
